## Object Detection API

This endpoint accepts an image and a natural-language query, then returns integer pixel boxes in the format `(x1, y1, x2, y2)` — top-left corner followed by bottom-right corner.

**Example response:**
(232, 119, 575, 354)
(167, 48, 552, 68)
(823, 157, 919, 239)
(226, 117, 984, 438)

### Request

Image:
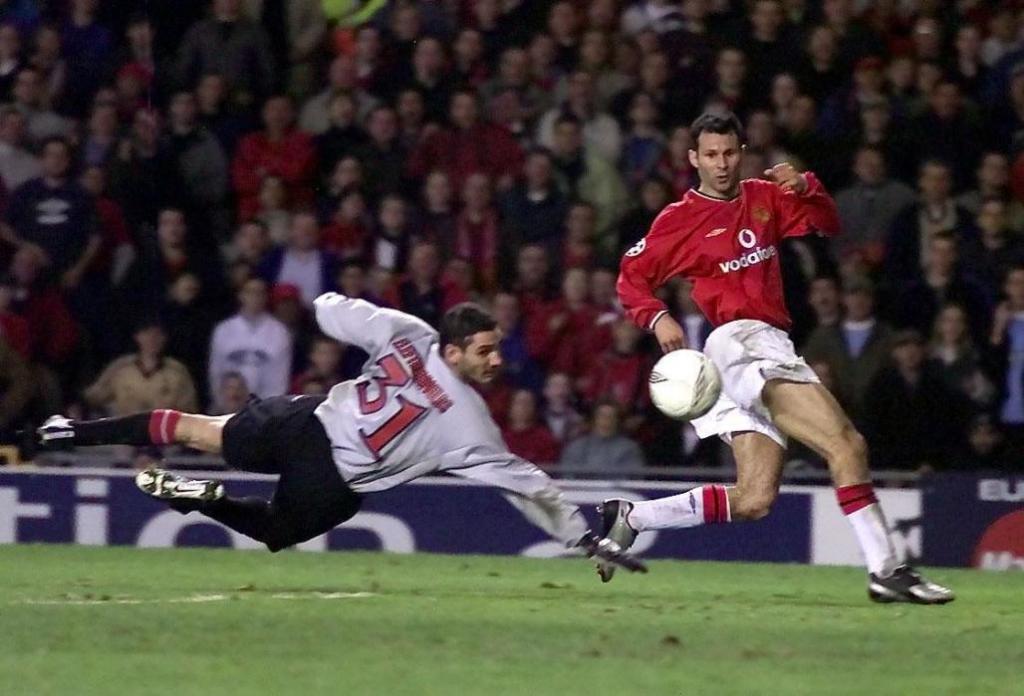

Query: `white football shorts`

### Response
(690, 319, 819, 448)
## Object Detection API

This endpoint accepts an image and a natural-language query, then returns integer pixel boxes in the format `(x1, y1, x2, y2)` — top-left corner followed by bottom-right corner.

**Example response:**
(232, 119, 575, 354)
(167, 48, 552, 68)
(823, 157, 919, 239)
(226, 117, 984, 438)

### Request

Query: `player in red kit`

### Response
(601, 112, 953, 604)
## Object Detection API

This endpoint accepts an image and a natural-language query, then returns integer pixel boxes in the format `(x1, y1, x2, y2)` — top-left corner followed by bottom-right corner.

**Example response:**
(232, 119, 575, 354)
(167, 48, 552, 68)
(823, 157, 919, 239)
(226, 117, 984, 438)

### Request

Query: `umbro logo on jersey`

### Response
(705, 227, 728, 238)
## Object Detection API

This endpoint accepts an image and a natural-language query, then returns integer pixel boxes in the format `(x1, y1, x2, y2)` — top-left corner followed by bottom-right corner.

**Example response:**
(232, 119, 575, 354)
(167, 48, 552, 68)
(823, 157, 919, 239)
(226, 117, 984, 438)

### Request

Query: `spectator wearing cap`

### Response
(833, 146, 915, 266)
(547, 114, 629, 243)
(258, 211, 337, 308)
(232, 94, 316, 221)
(208, 276, 292, 402)
(559, 399, 646, 474)
(501, 389, 561, 468)
(862, 329, 970, 470)
(0, 106, 41, 191)
(84, 318, 197, 417)
(407, 88, 524, 193)
(804, 277, 893, 422)
(175, 0, 276, 107)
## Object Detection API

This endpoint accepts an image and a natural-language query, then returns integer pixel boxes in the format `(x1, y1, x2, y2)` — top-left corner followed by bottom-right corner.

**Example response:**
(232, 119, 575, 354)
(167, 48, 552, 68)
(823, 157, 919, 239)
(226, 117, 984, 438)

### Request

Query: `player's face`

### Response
(689, 132, 743, 198)
(454, 330, 503, 384)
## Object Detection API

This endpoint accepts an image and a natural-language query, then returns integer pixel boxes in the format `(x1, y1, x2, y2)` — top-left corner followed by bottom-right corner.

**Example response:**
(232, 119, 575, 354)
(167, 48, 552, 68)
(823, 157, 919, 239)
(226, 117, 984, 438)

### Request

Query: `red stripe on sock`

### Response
(836, 483, 877, 515)
(702, 486, 716, 524)
(148, 410, 181, 445)
(715, 485, 730, 522)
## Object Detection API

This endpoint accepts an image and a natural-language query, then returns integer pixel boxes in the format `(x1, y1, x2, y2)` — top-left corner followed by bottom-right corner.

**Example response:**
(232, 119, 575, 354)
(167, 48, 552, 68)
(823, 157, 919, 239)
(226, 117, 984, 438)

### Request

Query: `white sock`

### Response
(628, 485, 731, 531)
(837, 484, 899, 576)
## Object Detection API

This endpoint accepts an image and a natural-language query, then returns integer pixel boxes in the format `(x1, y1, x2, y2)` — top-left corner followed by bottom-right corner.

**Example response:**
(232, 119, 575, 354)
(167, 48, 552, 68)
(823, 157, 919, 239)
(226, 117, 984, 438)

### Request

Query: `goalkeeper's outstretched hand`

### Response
(577, 531, 648, 574)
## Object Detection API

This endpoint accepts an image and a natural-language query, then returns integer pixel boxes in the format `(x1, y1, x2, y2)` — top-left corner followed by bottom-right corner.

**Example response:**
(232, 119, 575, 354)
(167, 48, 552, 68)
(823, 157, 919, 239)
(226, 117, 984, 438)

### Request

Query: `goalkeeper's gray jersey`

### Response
(312, 293, 585, 545)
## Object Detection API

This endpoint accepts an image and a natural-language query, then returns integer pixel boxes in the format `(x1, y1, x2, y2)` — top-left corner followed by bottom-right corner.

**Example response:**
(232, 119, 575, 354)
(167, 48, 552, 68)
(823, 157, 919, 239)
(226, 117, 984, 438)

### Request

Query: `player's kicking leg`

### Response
(762, 380, 953, 604)
(598, 429, 782, 581)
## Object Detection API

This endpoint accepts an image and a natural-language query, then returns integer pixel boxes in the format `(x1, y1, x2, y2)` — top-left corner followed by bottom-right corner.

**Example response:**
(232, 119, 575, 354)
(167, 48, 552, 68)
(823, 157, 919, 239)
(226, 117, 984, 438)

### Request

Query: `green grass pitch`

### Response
(1, 546, 1021, 696)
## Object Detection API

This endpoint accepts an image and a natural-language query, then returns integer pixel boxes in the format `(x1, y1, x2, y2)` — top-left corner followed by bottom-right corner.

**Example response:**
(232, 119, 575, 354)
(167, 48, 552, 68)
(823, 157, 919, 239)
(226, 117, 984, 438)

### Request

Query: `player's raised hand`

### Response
(764, 162, 808, 194)
(653, 314, 687, 353)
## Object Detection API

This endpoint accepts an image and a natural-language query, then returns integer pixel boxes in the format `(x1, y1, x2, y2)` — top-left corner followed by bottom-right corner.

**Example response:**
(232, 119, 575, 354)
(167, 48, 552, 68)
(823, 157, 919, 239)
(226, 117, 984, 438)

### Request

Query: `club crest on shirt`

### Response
(752, 206, 771, 224)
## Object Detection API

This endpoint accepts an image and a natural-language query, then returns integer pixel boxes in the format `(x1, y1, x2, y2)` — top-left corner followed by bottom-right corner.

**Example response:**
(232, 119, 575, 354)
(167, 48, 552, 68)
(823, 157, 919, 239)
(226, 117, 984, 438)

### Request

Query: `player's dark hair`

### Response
(440, 303, 497, 349)
(689, 111, 745, 147)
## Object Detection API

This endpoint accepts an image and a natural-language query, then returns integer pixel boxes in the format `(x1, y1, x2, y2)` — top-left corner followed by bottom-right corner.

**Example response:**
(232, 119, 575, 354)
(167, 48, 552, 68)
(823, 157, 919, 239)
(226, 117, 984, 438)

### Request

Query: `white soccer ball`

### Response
(648, 349, 722, 421)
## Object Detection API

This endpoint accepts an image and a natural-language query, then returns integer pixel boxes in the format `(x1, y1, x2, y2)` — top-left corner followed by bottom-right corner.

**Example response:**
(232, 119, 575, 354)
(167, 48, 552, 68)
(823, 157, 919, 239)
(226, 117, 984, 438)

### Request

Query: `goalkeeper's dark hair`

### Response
(690, 111, 745, 146)
(440, 302, 497, 349)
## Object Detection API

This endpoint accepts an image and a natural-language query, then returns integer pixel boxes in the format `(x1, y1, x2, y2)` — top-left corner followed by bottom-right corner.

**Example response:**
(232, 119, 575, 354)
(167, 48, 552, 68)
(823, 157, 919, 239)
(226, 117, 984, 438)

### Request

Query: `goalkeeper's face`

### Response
(450, 329, 504, 385)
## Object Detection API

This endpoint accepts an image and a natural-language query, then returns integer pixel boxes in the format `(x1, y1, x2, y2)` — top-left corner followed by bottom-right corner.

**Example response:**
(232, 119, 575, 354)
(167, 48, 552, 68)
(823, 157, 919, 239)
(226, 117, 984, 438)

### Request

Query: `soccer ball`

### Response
(648, 350, 722, 421)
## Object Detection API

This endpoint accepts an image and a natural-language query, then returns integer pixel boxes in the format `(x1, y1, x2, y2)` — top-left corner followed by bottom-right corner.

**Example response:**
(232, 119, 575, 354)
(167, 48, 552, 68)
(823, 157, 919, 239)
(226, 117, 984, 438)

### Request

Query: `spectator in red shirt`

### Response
(415, 170, 457, 254)
(501, 389, 561, 468)
(7, 244, 78, 367)
(454, 172, 499, 292)
(562, 201, 597, 271)
(527, 266, 597, 377)
(582, 317, 651, 418)
(510, 243, 554, 323)
(407, 87, 524, 192)
(231, 94, 316, 221)
(321, 188, 371, 261)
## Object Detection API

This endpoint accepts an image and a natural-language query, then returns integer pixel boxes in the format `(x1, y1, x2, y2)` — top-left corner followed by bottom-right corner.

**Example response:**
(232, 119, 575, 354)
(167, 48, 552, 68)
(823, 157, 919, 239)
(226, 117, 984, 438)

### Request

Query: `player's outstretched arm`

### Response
(314, 292, 438, 357)
(763, 163, 841, 238)
(446, 452, 647, 574)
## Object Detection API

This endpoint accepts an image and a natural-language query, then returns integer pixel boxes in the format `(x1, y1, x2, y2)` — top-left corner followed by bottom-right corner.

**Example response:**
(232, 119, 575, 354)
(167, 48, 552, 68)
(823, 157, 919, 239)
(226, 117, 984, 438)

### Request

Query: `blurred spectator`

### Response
(990, 267, 1024, 445)
(10, 67, 69, 144)
(353, 105, 406, 199)
(166, 89, 230, 242)
(542, 371, 584, 445)
(582, 318, 650, 420)
(527, 267, 596, 379)
(396, 36, 452, 125)
(451, 27, 487, 88)
(258, 211, 336, 307)
(453, 173, 499, 291)
(208, 277, 291, 402)
(538, 69, 622, 163)
(300, 54, 378, 135)
(4, 136, 99, 284)
(226, 219, 272, 268)
(929, 303, 995, 409)
(973, 199, 1024, 299)
(175, 0, 276, 107)
(892, 233, 991, 347)
(6, 244, 78, 369)
(548, 114, 629, 242)
(806, 275, 842, 333)
(501, 389, 561, 467)
(290, 334, 343, 394)
(269, 281, 317, 365)
(241, 0, 326, 100)
(62, 0, 114, 117)
(0, 333, 31, 429)
(863, 329, 969, 470)
(195, 72, 254, 157)
(885, 159, 972, 284)
(388, 241, 465, 328)
(370, 194, 412, 272)
(314, 91, 368, 182)
(618, 177, 672, 256)
(480, 46, 551, 140)
(414, 170, 455, 251)
(79, 165, 134, 289)
(0, 271, 28, 358)
(965, 414, 1011, 471)
(559, 399, 645, 473)
(161, 271, 217, 402)
(407, 88, 524, 192)
(956, 152, 1012, 220)
(654, 125, 695, 197)
(210, 370, 250, 415)
(703, 46, 750, 119)
(492, 291, 542, 393)
(108, 108, 184, 232)
(910, 80, 983, 189)
(27, 29, 65, 115)
(797, 25, 842, 105)
(561, 202, 597, 271)
(0, 106, 41, 191)
(740, 0, 800, 99)
(84, 319, 197, 417)
(322, 187, 371, 261)
(232, 94, 315, 220)
(804, 277, 893, 421)
(620, 92, 665, 190)
(834, 146, 915, 266)
(499, 147, 568, 256)
(509, 244, 554, 323)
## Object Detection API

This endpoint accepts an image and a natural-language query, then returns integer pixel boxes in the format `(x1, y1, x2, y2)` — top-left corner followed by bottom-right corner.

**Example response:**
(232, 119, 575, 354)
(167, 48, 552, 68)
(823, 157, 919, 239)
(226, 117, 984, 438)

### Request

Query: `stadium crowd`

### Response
(2, 0, 1024, 473)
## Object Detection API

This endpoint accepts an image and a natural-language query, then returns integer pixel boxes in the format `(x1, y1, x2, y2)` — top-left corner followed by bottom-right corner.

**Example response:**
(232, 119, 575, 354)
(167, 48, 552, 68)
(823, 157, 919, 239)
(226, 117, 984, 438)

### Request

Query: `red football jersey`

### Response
(617, 174, 840, 331)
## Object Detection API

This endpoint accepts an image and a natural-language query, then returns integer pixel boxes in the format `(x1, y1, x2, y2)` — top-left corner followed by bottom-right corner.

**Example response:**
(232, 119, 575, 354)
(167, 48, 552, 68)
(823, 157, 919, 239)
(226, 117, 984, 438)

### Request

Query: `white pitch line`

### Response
(13, 591, 378, 606)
